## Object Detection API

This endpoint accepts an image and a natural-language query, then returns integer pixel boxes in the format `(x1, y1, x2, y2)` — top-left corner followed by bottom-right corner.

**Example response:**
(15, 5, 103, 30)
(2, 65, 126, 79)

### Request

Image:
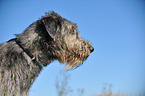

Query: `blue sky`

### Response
(0, 0, 145, 96)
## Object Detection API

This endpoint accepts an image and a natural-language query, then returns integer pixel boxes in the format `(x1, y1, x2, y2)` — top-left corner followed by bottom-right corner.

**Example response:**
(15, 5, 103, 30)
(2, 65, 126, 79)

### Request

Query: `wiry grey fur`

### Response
(0, 11, 94, 96)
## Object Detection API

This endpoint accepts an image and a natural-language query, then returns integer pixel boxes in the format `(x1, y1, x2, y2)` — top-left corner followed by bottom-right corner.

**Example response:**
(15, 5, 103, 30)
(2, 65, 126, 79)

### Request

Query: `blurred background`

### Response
(0, 0, 145, 96)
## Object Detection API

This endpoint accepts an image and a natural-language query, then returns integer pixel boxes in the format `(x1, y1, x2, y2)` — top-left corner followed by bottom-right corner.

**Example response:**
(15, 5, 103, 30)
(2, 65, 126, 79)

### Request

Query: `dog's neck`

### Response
(15, 22, 55, 66)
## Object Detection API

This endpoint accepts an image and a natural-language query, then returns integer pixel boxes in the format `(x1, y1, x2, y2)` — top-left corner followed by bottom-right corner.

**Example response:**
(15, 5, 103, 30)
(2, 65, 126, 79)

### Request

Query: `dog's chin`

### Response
(62, 55, 89, 70)
(57, 49, 90, 70)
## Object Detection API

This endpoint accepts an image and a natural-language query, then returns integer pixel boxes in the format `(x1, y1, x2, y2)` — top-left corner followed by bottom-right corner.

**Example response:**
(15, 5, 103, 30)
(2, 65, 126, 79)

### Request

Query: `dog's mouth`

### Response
(57, 49, 90, 70)
(65, 57, 89, 70)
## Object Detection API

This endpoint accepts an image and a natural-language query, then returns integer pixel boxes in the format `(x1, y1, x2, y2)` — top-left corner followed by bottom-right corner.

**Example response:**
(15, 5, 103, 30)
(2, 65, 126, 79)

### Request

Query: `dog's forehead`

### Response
(63, 20, 77, 29)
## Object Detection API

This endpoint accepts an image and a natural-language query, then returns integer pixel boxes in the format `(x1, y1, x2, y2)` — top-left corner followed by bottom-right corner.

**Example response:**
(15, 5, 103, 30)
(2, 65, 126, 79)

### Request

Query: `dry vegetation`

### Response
(55, 71, 142, 96)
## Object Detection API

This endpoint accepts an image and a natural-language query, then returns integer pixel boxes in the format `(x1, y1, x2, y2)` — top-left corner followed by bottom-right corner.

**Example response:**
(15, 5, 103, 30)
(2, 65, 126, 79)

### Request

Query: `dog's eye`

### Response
(70, 30, 75, 35)
(70, 26, 76, 35)
(76, 31, 79, 38)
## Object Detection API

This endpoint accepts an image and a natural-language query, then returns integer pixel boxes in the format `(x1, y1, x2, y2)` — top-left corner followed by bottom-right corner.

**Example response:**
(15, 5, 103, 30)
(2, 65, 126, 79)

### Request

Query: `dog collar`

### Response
(7, 38, 37, 62)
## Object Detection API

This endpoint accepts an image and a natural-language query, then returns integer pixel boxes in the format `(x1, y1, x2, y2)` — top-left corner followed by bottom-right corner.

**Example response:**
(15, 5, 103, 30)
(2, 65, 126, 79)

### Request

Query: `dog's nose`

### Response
(89, 46, 94, 53)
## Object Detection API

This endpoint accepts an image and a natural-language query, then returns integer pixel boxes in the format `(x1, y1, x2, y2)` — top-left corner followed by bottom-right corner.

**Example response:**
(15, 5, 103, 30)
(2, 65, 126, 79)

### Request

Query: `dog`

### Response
(0, 11, 94, 96)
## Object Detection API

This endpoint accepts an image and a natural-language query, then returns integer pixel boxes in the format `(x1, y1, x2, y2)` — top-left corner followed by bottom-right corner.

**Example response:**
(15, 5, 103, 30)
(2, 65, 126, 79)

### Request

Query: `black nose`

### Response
(89, 46, 94, 53)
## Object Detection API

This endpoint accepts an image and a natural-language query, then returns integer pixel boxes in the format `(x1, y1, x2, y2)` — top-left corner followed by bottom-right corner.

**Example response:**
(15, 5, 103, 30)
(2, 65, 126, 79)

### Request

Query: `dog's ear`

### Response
(42, 16, 59, 39)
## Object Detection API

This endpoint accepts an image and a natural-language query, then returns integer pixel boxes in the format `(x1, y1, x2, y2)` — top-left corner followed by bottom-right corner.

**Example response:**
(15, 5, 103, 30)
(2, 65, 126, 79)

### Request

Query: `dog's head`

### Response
(37, 11, 94, 70)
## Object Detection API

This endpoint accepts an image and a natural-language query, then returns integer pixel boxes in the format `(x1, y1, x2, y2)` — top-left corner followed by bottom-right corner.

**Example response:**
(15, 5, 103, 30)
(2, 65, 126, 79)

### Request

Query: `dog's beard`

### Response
(57, 47, 90, 70)
(64, 55, 85, 70)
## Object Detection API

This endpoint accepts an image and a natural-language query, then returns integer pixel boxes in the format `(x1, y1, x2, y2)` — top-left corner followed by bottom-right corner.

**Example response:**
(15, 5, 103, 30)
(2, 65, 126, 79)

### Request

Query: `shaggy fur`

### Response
(0, 11, 94, 96)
